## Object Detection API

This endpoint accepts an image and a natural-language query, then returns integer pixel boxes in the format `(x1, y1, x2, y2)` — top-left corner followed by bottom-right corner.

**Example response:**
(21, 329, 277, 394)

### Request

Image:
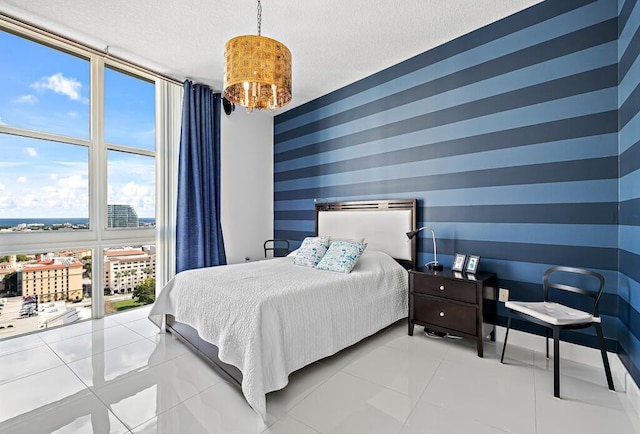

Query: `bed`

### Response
(148, 199, 417, 420)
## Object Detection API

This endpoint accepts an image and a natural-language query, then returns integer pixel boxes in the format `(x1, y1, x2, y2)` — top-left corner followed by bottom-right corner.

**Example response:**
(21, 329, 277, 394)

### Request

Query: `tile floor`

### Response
(1, 305, 639, 433)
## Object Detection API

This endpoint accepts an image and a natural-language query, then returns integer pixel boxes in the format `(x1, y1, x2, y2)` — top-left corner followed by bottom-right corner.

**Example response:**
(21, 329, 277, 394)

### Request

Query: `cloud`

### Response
(30, 73, 83, 101)
(0, 116, 5, 125)
(0, 160, 89, 218)
(109, 180, 155, 216)
(67, 112, 78, 118)
(0, 183, 5, 190)
(25, 147, 38, 158)
(14, 94, 38, 104)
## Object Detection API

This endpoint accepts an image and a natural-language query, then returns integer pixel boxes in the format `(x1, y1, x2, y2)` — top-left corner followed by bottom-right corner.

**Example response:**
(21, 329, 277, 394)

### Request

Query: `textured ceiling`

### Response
(0, 0, 542, 111)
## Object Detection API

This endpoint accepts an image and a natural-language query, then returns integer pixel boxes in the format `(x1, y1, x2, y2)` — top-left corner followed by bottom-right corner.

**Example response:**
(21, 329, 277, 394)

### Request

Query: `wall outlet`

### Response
(498, 288, 509, 302)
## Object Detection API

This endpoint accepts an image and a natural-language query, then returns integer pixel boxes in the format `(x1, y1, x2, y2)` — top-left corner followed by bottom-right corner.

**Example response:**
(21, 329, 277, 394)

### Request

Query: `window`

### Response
(105, 67, 156, 229)
(0, 20, 161, 338)
(0, 29, 90, 139)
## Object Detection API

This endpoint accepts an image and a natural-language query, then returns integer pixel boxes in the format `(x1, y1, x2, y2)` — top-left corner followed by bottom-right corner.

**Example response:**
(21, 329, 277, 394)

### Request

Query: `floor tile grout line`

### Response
(277, 361, 345, 424)
(396, 351, 447, 433)
(95, 376, 204, 432)
(0, 333, 48, 358)
(280, 413, 321, 434)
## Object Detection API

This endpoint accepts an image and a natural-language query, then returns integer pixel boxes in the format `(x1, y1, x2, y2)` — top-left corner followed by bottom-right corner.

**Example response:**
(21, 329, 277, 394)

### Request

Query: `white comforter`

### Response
(148, 249, 408, 420)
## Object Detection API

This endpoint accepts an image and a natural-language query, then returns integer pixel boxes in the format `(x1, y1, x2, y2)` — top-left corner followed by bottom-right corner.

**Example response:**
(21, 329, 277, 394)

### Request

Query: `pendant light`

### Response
(223, 0, 292, 111)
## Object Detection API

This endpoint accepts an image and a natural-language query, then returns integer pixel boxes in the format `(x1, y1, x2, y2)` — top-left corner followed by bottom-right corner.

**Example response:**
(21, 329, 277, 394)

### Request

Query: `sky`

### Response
(0, 29, 156, 219)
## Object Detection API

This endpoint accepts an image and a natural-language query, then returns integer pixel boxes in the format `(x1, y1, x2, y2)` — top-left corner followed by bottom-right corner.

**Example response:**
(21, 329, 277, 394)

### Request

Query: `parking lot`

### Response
(0, 296, 97, 339)
(0, 297, 39, 338)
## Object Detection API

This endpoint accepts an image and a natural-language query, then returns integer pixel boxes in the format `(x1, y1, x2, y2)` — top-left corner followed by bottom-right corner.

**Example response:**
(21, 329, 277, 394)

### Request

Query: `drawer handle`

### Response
(439, 311, 445, 317)
(439, 285, 445, 291)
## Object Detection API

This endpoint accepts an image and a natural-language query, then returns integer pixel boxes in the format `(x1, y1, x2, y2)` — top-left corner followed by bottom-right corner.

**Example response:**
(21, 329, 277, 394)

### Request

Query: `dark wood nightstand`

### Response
(408, 268, 497, 357)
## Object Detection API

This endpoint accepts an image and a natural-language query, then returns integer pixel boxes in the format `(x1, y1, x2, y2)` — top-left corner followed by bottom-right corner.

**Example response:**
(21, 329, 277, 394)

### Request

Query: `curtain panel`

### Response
(156, 79, 184, 288)
(176, 81, 226, 273)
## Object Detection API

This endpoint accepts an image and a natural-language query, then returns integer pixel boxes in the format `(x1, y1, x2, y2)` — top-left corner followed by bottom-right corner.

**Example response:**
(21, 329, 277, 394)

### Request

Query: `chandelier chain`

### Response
(257, 0, 262, 36)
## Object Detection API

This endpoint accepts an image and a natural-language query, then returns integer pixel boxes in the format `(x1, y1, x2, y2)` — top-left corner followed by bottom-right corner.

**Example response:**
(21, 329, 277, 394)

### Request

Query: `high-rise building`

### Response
(107, 204, 139, 228)
(103, 247, 156, 294)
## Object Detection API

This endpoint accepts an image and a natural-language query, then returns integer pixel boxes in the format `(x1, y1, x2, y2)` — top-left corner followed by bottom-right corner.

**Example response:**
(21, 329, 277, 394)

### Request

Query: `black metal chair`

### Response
(263, 239, 290, 258)
(500, 266, 615, 397)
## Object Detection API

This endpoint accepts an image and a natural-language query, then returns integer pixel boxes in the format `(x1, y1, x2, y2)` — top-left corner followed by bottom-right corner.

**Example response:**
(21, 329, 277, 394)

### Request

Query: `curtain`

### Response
(156, 79, 183, 289)
(176, 80, 226, 273)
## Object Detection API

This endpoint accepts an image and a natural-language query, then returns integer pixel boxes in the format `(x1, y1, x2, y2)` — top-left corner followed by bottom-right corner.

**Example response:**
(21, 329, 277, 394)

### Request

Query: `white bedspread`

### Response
(148, 249, 408, 420)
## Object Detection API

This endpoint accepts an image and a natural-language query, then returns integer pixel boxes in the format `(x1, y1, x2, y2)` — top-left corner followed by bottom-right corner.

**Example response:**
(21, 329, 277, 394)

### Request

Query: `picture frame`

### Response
(451, 253, 466, 272)
(465, 255, 481, 274)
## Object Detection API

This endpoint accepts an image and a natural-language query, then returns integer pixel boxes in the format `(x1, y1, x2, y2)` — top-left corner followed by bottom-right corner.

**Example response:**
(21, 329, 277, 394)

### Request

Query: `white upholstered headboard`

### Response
(315, 199, 417, 269)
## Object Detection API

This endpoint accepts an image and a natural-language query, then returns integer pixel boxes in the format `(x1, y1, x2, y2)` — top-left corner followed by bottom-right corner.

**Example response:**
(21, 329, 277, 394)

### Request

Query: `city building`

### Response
(20, 258, 83, 302)
(107, 204, 139, 228)
(103, 247, 156, 294)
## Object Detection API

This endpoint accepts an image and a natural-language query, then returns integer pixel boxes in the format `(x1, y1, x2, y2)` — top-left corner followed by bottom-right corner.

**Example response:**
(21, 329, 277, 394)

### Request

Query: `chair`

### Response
(500, 266, 614, 397)
(263, 239, 290, 258)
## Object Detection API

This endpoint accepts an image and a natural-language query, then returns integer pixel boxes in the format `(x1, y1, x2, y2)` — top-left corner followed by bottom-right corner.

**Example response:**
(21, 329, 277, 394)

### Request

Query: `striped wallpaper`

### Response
(618, 0, 640, 385)
(274, 0, 640, 385)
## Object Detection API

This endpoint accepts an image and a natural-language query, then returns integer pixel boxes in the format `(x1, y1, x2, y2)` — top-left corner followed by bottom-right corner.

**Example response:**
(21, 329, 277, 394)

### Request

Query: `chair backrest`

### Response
(543, 266, 605, 317)
(264, 239, 290, 258)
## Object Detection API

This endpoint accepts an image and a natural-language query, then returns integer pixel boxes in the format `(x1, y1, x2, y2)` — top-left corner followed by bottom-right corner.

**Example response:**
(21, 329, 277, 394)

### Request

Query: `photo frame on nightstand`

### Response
(451, 253, 467, 272)
(465, 255, 481, 274)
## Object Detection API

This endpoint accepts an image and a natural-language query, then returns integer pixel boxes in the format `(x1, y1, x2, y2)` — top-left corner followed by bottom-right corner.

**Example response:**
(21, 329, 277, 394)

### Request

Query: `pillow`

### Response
(316, 240, 367, 273)
(293, 237, 330, 268)
(329, 236, 365, 245)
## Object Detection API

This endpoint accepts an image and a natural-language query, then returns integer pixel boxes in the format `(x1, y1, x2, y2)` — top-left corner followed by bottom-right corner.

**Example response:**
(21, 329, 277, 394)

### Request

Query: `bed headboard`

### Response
(315, 199, 417, 269)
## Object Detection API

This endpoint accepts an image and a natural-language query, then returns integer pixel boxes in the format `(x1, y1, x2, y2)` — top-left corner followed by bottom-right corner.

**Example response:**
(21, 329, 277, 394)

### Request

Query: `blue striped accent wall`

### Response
(275, 0, 623, 359)
(618, 0, 640, 386)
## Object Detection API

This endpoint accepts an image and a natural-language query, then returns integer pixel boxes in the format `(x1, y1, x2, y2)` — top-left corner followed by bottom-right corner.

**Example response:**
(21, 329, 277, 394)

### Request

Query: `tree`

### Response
(0, 256, 9, 263)
(2, 272, 18, 293)
(16, 254, 30, 262)
(132, 278, 155, 305)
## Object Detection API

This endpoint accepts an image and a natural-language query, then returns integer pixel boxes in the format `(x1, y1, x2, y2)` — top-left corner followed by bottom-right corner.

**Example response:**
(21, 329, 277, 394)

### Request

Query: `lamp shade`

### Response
(223, 35, 292, 110)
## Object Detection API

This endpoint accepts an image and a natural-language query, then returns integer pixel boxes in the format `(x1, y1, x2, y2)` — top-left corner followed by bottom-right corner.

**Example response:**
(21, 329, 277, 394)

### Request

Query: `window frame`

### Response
(0, 18, 158, 319)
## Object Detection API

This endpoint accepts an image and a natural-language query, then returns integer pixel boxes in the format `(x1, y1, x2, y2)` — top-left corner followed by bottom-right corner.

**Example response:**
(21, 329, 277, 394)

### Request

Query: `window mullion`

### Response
(91, 54, 105, 318)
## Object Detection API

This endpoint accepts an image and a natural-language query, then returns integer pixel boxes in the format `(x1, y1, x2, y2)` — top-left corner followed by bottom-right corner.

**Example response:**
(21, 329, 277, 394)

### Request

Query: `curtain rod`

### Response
(0, 12, 183, 86)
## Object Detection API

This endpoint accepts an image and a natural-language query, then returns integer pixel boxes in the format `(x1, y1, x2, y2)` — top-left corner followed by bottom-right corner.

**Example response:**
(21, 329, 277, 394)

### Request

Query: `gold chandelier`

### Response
(223, 0, 292, 111)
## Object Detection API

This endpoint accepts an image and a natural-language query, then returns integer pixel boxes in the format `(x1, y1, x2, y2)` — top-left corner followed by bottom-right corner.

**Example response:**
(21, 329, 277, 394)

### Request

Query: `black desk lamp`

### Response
(406, 226, 443, 270)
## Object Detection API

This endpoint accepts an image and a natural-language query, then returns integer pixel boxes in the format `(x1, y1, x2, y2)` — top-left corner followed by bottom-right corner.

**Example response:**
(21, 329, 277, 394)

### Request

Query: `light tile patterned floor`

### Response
(0, 306, 638, 433)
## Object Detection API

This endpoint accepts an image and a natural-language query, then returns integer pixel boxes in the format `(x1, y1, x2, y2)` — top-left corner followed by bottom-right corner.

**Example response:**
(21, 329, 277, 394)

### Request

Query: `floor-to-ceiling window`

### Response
(0, 21, 158, 339)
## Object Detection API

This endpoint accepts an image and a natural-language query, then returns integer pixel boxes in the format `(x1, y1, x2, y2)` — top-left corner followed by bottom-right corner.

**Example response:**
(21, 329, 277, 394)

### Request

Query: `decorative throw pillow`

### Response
(293, 237, 330, 268)
(328, 236, 365, 245)
(316, 240, 367, 273)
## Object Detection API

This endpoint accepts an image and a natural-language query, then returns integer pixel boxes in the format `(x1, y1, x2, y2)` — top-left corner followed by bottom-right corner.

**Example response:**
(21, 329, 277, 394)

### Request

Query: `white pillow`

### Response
(316, 240, 367, 273)
(293, 237, 330, 268)
(329, 236, 365, 245)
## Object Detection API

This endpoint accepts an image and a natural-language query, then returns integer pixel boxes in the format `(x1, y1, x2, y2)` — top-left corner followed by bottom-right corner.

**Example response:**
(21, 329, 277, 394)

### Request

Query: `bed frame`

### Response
(165, 198, 417, 388)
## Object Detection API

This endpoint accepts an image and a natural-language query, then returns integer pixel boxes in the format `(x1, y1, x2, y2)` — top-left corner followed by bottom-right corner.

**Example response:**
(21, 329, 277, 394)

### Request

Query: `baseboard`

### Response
(495, 326, 640, 421)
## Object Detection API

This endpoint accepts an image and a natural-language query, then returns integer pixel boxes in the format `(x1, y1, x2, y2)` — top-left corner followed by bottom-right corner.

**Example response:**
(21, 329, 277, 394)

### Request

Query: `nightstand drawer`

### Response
(413, 296, 476, 335)
(412, 273, 476, 304)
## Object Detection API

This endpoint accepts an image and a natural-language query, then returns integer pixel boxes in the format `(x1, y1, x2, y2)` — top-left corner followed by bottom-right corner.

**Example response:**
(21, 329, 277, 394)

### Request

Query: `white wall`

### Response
(220, 110, 274, 264)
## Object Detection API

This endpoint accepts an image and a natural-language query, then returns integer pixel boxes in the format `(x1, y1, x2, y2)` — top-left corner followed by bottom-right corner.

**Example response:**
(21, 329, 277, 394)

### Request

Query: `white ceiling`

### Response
(0, 0, 542, 112)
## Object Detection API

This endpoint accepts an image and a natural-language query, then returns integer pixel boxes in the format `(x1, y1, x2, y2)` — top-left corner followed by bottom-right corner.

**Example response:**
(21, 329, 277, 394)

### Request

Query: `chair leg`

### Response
(553, 327, 560, 398)
(594, 323, 615, 391)
(500, 311, 512, 364)
(545, 328, 550, 359)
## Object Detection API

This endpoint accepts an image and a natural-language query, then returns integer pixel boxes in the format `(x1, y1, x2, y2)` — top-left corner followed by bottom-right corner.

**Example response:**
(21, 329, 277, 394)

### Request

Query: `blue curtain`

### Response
(176, 81, 226, 273)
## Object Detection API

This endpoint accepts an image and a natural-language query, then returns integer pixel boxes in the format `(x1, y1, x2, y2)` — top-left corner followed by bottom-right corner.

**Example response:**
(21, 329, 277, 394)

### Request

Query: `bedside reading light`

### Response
(406, 227, 444, 271)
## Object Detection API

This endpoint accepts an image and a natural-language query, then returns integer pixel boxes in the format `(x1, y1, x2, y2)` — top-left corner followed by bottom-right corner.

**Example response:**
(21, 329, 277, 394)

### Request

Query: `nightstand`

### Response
(408, 268, 497, 357)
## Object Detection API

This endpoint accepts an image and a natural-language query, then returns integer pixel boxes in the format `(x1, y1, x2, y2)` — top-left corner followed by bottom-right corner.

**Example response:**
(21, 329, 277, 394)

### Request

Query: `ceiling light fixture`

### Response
(223, 0, 292, 112)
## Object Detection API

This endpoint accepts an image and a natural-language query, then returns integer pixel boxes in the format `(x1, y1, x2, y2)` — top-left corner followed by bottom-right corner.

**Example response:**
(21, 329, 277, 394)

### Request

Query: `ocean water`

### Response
(0, 218, 155, 227)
